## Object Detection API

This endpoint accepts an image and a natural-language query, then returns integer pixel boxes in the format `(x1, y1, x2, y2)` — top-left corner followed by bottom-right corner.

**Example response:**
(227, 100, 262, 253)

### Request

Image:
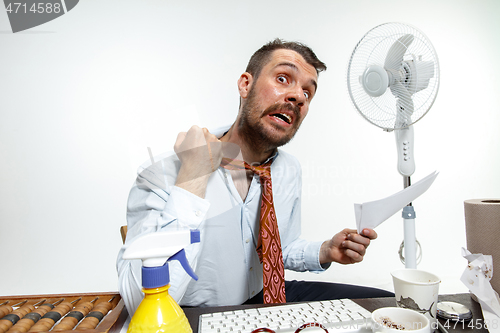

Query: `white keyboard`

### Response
(198, 298, 373, 333)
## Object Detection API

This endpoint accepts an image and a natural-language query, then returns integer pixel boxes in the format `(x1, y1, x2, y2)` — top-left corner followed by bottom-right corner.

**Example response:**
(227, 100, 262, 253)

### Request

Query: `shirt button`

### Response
(251, 291, 255, 296)
(245, 239, 250, 243)
(249, 267, 253, 271)
(195, 210, 201, 217)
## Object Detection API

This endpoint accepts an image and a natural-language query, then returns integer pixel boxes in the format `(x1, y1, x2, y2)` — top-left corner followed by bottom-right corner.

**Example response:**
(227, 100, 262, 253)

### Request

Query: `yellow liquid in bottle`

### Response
(127, 284, 192, 333)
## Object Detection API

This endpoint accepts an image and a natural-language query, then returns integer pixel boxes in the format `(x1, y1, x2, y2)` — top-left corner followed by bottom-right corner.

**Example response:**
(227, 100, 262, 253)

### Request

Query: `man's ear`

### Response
(237, 72, 253, 99)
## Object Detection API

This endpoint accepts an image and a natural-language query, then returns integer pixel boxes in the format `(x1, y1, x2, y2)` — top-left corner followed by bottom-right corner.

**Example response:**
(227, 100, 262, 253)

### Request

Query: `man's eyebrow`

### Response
(275, 61, 298, 71)
(275, 62, 318, 92)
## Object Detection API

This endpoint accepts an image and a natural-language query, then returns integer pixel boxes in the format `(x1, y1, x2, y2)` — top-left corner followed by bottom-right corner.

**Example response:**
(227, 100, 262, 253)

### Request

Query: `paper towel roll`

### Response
(464, 199, 500, 294)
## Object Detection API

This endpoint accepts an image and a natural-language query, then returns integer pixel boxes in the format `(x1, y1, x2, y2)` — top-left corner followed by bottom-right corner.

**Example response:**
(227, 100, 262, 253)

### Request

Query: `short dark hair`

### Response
(245, 38, 327, 79)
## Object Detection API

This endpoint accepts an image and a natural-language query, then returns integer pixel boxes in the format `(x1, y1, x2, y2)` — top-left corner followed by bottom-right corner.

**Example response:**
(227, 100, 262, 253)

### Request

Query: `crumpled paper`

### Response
(461, 248, 500, 333)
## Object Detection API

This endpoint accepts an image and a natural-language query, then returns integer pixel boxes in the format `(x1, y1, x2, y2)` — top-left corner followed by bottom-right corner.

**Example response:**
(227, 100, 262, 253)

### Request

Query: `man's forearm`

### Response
(175, 167, 211, 198)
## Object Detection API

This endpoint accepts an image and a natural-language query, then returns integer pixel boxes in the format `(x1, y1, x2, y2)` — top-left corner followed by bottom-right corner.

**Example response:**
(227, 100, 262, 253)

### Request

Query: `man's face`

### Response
(238, 49, 318, 151)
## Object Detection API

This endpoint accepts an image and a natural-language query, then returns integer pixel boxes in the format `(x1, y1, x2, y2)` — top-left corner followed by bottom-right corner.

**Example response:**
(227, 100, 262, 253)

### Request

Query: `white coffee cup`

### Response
(391, 269, 440, 329)
(372, 307, 430, 333)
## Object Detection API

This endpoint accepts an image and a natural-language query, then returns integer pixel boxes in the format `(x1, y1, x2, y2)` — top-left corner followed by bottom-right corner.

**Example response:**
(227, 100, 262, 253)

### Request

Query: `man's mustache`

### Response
(263, 102, 300, 121)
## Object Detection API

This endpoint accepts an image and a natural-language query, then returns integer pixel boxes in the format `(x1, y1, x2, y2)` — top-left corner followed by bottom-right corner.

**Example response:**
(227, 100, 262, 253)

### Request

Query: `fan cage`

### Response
(347, 22, 440, 130)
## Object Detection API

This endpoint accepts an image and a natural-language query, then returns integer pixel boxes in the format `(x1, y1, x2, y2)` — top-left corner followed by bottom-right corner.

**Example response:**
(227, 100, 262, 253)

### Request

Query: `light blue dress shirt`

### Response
(116, 131, 326, 315)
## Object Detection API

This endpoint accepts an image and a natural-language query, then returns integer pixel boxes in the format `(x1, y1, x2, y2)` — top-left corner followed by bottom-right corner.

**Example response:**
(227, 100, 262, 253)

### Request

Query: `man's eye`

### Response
(277, 76, 288, 84)
(304, 91, 310, 99)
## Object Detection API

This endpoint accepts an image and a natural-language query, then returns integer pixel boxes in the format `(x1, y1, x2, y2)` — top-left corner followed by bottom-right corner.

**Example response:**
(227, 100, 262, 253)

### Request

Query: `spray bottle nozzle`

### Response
(169, 249, 198, 281)
(123, 228, 201, 288)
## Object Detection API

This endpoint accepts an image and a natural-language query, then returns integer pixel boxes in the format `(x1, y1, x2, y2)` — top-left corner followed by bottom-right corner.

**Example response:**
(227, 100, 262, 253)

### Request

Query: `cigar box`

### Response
(0, 292, 127, 333)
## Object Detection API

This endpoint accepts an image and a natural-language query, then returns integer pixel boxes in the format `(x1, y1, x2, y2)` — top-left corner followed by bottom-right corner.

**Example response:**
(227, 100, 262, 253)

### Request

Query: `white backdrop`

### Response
(1, 0, 499, 297)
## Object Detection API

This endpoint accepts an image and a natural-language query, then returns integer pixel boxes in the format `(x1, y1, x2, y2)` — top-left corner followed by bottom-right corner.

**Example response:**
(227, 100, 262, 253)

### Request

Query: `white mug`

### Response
(391, 269, 440, 329)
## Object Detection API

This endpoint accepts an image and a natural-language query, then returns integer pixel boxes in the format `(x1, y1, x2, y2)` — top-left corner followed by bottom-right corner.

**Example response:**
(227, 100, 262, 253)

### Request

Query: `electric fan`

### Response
(346, 22, 440, 268)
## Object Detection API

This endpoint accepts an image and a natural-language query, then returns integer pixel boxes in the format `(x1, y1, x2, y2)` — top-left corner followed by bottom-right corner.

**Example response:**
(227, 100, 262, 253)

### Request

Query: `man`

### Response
(117, 39, 392, 315)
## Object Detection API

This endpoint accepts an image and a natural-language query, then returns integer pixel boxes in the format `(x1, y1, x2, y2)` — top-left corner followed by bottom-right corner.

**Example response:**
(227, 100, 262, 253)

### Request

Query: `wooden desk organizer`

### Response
(0, 292, 127, 333)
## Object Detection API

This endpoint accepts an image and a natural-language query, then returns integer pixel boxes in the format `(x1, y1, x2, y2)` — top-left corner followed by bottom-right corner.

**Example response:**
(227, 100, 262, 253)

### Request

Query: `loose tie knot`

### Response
(246, 163, 271, 182)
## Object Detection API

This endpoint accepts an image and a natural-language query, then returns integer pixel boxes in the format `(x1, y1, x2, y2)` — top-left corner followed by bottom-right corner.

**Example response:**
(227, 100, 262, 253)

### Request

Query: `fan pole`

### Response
(403, 176, 417, 269)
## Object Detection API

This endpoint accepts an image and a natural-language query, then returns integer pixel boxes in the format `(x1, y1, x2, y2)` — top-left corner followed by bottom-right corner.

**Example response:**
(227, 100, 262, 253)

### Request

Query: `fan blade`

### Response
(384, 34, 414, 72)
(392, 81, 414, 128)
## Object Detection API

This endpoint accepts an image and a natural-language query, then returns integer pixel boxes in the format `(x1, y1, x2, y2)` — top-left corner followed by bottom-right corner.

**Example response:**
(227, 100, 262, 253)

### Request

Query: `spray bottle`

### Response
(122, 228, 200, 333)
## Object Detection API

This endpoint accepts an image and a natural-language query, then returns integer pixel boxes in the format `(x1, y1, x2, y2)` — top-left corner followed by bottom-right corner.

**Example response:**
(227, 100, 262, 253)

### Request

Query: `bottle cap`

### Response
(142, 262, 169, 288)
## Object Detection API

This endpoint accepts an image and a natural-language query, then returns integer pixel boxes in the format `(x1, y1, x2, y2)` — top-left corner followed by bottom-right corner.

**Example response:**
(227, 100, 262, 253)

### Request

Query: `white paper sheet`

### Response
(354, 171, 438, 233)
(461, 248, 500, 333)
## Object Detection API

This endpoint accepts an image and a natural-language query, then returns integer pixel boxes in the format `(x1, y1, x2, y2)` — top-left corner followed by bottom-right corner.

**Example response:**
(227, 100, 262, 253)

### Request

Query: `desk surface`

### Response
(183, 293, 487, 333)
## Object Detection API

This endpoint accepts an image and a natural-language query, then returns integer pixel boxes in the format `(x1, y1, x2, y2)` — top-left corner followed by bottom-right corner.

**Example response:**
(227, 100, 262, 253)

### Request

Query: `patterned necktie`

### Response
(221, 158, 286, 304)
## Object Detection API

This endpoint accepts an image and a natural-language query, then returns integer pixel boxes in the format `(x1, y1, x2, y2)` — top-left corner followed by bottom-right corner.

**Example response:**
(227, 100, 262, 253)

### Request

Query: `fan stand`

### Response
(399, 177, 423, 269)
(396, 126, 422, 269)
(402, 177, 418, 268)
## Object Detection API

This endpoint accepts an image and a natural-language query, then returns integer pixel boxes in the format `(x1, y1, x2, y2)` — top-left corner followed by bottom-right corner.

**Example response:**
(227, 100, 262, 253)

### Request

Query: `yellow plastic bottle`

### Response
(127, 284, 191, 333)
(123, 229, 200, 333)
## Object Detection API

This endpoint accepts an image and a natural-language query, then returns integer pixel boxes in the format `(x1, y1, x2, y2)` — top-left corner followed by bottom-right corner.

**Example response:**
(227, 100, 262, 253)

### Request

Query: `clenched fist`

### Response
(174, 126, 240, 198)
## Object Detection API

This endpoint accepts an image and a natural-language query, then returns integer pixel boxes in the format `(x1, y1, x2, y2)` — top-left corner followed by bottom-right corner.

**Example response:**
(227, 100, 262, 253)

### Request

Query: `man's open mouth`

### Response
(270, 113, 292, 124)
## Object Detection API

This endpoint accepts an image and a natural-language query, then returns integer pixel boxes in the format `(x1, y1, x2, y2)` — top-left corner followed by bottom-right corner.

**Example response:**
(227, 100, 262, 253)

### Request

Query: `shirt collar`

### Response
(261, 150, 279, 166)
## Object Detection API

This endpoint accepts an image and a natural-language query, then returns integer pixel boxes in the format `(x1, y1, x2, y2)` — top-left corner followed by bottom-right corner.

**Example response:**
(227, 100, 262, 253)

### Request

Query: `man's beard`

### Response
(238, 86, 302, 153)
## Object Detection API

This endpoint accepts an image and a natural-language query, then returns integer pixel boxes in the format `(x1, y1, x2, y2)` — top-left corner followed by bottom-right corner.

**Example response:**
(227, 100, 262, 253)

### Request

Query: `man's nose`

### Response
(285, 88, 306, 107)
